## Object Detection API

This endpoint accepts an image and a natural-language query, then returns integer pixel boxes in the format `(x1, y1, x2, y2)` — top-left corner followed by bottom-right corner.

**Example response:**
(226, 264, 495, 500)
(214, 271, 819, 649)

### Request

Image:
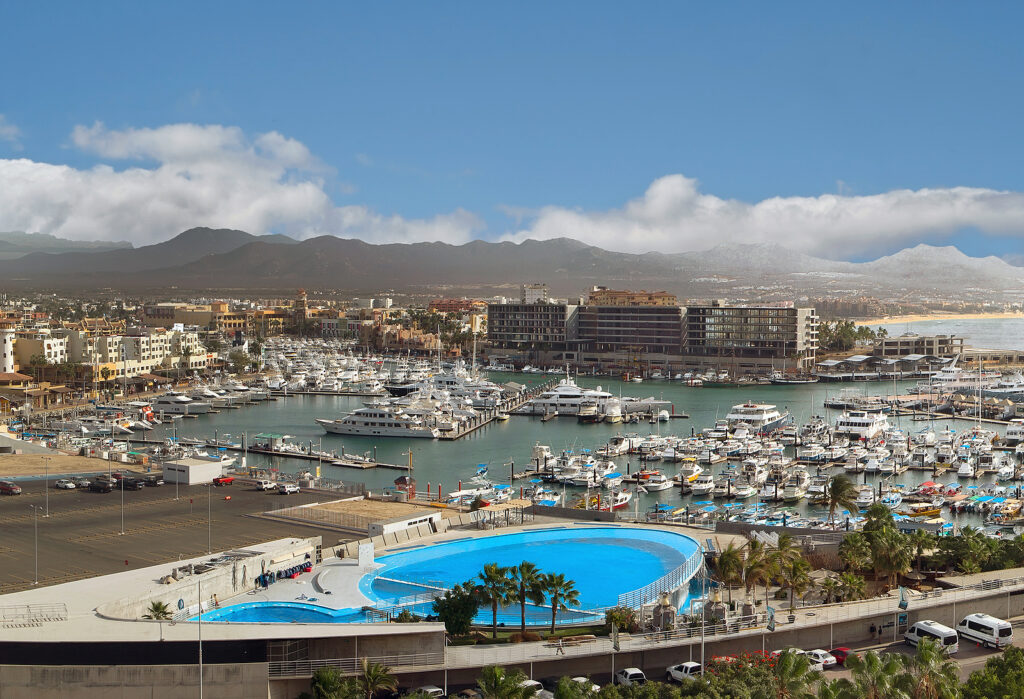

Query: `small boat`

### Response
(900, 501, 943, 518)
(494, 412, 510, 421)
(689, 473, 715, 496)
(855, 485, 876, 508)
(642, 472, 674, 491)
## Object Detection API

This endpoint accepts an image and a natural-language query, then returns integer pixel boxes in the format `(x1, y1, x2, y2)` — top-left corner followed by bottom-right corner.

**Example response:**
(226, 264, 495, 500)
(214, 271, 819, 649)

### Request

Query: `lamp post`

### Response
(43, 455, 49, 517)
(120, 472, 125, 535)
(30, 504, 38, 585)
(207, 483, 212, 554)
(198, 577, 204, 699)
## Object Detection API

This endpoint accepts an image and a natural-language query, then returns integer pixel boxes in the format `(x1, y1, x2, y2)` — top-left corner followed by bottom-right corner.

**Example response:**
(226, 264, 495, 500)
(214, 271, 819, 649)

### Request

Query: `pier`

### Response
(435, 379, 558, 440)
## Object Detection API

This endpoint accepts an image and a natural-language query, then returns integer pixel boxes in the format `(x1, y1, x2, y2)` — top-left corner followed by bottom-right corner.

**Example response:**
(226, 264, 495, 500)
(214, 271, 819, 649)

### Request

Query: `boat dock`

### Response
(435, 379, 559, 440)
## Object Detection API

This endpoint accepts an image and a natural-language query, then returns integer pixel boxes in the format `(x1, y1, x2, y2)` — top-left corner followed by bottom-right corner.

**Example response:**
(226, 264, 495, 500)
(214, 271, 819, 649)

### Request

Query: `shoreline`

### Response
(854, 312, 1024, 326)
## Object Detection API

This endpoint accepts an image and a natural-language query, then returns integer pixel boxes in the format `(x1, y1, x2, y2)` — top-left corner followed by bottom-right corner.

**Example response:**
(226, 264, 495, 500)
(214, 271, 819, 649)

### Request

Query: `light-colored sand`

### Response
(0, 454, 123, 477)
(315, 497, 462, 520)
(855, 312, 1024, 326)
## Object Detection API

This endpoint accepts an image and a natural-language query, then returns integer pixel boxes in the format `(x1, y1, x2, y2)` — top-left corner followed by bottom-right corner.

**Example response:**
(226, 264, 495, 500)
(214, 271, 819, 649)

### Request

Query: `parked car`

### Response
(614, 668, 647, 686)
(455, 689, 482, 699)
(666, 662, 703, 682)
(255, 479, 277, 491)
(0, 481, 22, 495)
(213, 476, 235, 486)
(569, 678, 601, 693)
(116, 477, 145, 491)
(828, 647, 853, 666)
(411, 687, 444, 698)
(89, 480, 114, 493)
(805, 650, 837, 669)
(72, 477, 91, 488)
(54, 479, 76, 489)
(905, 620, 959, 655)
(771, 649, 824, 672)
(143, 475, 164, 487)
(540, 677, 597, 693)
(517, 680, 551, 698)
(958, 613, 1013, 649)
(279, 483, 300, 494)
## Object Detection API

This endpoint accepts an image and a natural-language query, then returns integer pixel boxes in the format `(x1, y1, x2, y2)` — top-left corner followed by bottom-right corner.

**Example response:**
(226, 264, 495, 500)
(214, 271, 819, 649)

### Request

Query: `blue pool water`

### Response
(199, 526, 701, 624)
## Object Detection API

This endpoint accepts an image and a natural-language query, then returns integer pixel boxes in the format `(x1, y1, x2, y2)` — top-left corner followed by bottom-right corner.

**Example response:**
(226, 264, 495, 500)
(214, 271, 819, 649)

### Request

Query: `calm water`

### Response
(873, 318, 1024, 351)
(143, 374, 1004, 525)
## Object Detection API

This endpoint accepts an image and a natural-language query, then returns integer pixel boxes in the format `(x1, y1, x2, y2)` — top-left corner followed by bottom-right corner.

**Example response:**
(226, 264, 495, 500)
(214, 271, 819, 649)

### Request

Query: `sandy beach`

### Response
(854, 312, 1024, 326)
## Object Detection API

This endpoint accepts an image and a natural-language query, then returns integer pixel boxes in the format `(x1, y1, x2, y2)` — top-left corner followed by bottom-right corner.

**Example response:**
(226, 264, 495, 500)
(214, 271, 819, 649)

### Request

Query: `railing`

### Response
(616, 548, 704, 609)
(269, 651, 446, 678)
(0, 603, 68, 625)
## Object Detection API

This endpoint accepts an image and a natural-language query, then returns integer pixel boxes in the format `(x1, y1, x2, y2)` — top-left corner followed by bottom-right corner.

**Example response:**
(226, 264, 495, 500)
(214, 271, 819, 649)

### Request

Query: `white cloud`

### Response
(0, 115, 22, 149)
(504, 174, 1024, 258)
(0, 122, 480, 245)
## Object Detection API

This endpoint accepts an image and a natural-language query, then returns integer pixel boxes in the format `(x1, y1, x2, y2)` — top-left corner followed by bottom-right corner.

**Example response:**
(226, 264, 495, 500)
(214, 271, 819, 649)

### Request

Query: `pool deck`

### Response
(0, 521, 741, 645)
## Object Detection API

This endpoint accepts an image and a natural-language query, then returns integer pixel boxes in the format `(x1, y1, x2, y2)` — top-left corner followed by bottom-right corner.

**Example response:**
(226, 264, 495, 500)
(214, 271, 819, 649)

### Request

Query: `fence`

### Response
(0, 603, 68, 626)
(616, 547, 705, 609)
(262, 502, 376, 532)
(268, 651, 446, 678)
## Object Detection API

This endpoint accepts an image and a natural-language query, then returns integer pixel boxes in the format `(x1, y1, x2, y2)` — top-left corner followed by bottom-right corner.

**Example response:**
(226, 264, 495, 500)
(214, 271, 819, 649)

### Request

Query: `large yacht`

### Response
(152, 393, 212, 415)
(833, 410, 890, 440)
(1005, 419, 1024, 446)
(522, 377, 671, 416)
(315, 407, 440, 438)
(724, 402, 790, 433)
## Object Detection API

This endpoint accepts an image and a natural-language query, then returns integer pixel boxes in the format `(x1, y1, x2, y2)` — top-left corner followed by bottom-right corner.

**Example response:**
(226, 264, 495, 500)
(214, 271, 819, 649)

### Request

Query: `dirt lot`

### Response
(0, 453, 122, 478)
(314, 497, 464, 520)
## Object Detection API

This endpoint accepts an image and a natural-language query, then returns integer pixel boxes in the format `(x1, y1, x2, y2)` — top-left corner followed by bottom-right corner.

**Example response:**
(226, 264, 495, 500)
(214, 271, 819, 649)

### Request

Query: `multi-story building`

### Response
(682, 302, 818, 372)
(13, 331, 68, 366)
(586, 287, 678, 307)
(428, 298, 487, 313)
(487, 302, 577, 351)
(521, 283, 549, 304)
(576, 304, 684, 354)
(872, 334, 964, 358)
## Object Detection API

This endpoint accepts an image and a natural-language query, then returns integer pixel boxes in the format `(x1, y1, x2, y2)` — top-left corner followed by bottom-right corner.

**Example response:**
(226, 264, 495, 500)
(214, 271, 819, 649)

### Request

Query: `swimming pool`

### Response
(200, 525, 702, 624)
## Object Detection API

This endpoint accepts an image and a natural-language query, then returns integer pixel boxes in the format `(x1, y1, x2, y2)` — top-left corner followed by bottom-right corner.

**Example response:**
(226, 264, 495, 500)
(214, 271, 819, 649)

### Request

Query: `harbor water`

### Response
(145, 373, 1011, 527)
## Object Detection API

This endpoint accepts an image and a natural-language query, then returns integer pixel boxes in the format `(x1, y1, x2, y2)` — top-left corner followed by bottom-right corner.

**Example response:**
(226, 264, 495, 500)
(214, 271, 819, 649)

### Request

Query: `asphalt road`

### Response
(0, 474, 356, 595)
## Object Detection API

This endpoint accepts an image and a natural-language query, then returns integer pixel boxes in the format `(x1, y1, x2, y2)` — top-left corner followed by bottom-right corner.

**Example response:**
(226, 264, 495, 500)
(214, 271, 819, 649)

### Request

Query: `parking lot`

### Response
(0, 476, 357, 594)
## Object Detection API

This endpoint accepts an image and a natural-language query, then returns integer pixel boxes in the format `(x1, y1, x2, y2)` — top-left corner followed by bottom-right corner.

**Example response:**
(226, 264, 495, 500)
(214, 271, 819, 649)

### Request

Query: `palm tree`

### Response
(509, 561, 546, 634)
(773, 533, 802, 569)
(899, 637, 961, 699)
(824, 474, 859, 526)
(770, 649, 822, 698)
(357, 659, 397, 699)
(863, 501, 895, 535)
(780, 557, 813, 612)
(540, 572, 580, 634)
(476, 563, 513, 638)
(908, 529, 933, 573)
(476, 665, 534, 699)
(871, 528, 913, 588)
(818, 576, 841, 604)
(836, 650, 910, 699)
(713, 542, 745, 604)
(839, 532, 871, 573)
(310, 666, 347, 699)
(142, 601, 172, 620)
(837, 572, 866, 602)
(743, 538, 772, 605)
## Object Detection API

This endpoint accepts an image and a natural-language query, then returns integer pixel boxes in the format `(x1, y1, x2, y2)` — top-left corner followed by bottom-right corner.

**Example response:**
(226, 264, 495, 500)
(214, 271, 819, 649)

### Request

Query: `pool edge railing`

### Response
(616, 547, 704, 609)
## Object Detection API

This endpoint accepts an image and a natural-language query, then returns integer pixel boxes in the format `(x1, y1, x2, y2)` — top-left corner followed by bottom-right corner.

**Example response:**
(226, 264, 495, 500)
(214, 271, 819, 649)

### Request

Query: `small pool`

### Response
(200, 526, 702, 624)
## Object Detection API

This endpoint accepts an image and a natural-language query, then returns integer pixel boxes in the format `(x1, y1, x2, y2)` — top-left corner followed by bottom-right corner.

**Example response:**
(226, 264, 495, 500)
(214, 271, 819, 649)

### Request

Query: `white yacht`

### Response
(834, 410, 890, 440)
(957, 459, 977, 479)
(315, 407, 440, 438)
(641, 472, 674, 491)
(724, 402, 790, 433)
(689, 473, 715, 496)
(731, 480, 757, 499)
(153, 393, 212, 415)
(1006, 419, 1024, 447)
(855, 485, 876, 508)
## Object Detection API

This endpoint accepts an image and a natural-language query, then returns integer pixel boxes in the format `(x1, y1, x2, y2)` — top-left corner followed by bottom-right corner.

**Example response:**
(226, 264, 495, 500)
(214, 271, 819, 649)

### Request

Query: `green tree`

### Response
(863, 502, 895, 535)
(356, 659, 397, 699)
(871, 528, 913, 588)
(824, 475, 859, 526)
(908, 529, 934, 574)
(310, 666, 351, 699)
(713, 542, 745, 605)
(838, 533, 871, 573)
(899, 637, 961, 699)
(818, 576, 841, 604)
(141, 600, 172, 620)
(228, 349, 250, 374)
(768, 649, 822, 699)
(476, 563, 513, 638)
(963, 645, 1024, 699)
(554, 676, 598, 699)
(604, 606, 639, 634)
(100, 366, 112, 383)
(431, 582, 480, 636)
(541, 572, 581, 633)
(509, 561, 546, 634)
(837, 572, 866, 602)
(835, 650, 909, 699)
(779, 557, 813, 612)
(477, 665, 534, 699)
(743, 538, 773, 605)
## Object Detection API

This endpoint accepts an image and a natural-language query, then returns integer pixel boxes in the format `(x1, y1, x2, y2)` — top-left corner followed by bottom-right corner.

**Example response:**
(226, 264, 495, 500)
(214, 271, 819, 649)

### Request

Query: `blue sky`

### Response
(2, 2, 1024, 260)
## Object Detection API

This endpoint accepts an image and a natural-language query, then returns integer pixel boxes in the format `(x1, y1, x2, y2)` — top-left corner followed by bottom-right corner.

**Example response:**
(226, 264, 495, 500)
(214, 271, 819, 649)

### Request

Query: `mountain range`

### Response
(0, 227, 1021, 299)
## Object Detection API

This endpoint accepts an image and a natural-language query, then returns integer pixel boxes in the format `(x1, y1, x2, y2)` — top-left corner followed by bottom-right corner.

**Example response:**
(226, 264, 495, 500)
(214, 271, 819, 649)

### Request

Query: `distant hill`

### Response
(1, 228, 1023, 298)
(0, 231, 132, 260)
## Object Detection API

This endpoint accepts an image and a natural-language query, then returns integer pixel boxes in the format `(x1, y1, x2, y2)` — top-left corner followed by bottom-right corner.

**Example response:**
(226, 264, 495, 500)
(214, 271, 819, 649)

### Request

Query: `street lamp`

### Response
(43, 455, 49, 517)
(207, 483, 212, 554)
(30, 504, 38, 585)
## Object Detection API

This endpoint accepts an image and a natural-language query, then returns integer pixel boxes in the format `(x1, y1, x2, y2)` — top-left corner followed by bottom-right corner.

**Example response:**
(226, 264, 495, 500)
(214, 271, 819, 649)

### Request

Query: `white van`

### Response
(958, 613, 1013, 649)
(905, 620, 959, 655)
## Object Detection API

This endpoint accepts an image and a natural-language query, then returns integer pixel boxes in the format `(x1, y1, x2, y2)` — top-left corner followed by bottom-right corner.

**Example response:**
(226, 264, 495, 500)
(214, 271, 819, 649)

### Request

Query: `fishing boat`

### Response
(900, 501, 943, 518)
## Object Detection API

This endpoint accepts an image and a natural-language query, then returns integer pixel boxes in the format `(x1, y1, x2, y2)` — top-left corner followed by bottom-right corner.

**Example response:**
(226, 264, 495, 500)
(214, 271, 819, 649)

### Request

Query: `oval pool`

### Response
(200, 525, 701, 624)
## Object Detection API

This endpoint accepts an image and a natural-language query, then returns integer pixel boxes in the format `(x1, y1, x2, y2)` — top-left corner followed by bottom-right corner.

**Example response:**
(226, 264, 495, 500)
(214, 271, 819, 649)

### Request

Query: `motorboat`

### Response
(689, 473, 715, 496)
